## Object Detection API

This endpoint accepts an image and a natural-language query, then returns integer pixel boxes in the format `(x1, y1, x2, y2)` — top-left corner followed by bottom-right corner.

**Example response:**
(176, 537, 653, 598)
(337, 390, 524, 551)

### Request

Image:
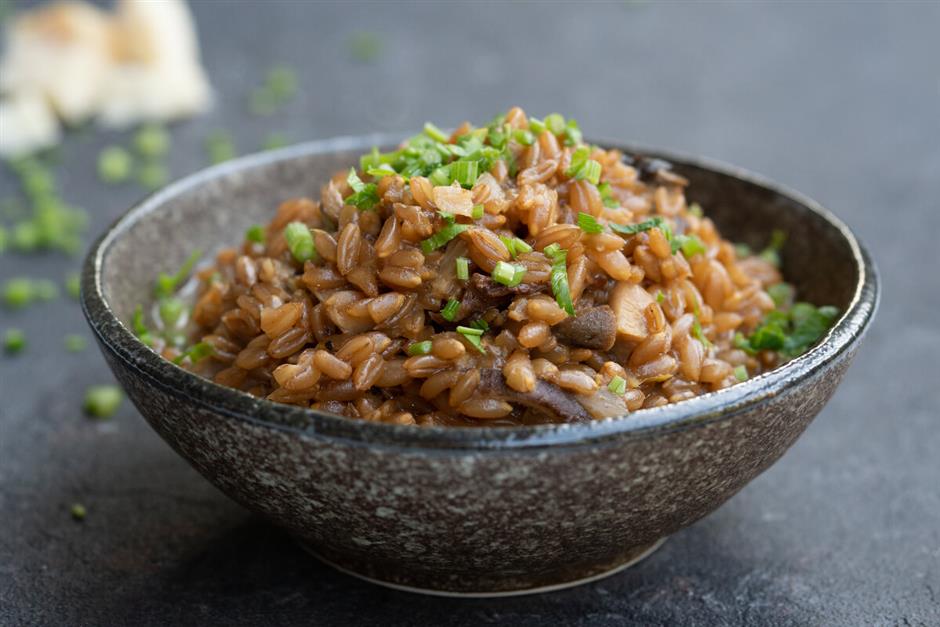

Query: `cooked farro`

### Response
(141, 108, 840, 426)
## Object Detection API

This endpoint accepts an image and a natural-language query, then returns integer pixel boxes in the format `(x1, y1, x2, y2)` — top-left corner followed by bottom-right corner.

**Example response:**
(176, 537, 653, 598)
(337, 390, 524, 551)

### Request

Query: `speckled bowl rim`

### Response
(81, 133, 879, 451)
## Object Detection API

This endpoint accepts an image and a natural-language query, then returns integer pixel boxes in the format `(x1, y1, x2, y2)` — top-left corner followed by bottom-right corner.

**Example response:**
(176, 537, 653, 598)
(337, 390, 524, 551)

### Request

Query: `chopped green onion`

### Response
(676, 234, 707, 258)
(407, 340, 432, 356)
(173, 342, 215, 365)
(691, 316, 711, 347)
(656, 291, 665, 303)
(491, 261, 525, 287)
(767, 282, 795, 308)
(64, 334, 86, 352)
(83, 385, 123, 419)
(155, 250, 202, 298)
(65, 272, 81, 299)
(420, 222, 468, 253)
(245, 225, 265, 244)
(544, 113, 566, 135)
(607, 375, 627, 395)
(577, 212, 604, 234)
(546, 245, 575, 316)
(97, 146, 133, 184)
(424, 122, 450, 143)
(70, 503, 87, 521)
(266, 66, 298, 101)
(759, 229, 787, 267)
(578, 160, 602, 185)
(471, 204, 484, 220)
(566, 146, 591, 177)
(366, 164, 396, 178)
(284, 222, 317, 263)
(456, 325, 484, 336)
(133, 124, 170, 158)
(528, 117, 546, 134)
(159, 297, 186, 328)
(451, 160, 479, 188)
(458, 329, 486, 354)
(441, 298, 460, 322)
(512, 238, 532, 255)
(734, 365, 749, 382)
(3, 278, 34, 309)
(136, 162, 168, 191)
(609, 216, 666, 235)
(34, 279, 58, 301)
(469, 319, 489, 331)
(598, 182, 619, 208)
(4, 328, 25, 354)
(513, 129, 535, 145)
(689, 202, 704, 218)
(564, 119, 582, 146)
(456, 257, 470, 280)
(733, 332, 757, 355)
(428, 165, 452, 186)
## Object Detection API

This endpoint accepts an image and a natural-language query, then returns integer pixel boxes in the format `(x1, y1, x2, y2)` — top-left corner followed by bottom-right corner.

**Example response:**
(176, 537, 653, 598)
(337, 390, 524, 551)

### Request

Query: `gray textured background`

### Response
(1, 1, 939, 625)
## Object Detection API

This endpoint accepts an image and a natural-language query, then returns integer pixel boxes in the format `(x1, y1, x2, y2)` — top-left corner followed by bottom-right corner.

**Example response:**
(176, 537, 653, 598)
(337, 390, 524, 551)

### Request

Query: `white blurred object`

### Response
(0, 0, 212, 157)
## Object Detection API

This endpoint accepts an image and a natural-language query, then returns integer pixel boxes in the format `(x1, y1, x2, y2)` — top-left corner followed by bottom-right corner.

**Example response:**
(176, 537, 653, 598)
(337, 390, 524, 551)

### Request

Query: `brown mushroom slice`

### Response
(475, 369, 591, 423)
(554, 305, 617, 350)
(609, 282, 654, 342)
(576, 388, 629, 420)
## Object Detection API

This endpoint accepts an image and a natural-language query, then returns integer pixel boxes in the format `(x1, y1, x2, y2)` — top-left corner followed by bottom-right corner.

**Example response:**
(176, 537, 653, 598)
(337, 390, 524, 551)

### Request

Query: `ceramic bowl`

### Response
(81, 135, 878, 596)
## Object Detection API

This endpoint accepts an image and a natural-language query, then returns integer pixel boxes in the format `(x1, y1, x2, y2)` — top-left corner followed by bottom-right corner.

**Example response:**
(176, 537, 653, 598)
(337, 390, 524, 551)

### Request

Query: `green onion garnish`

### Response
(159, 297, 186, 328)
(97, 146, 133, 184)
(564, 119, 583, 146)
(407, 340, 432, 356)
(133, 124, 170, 158)
(345, 168, 380, 210)
(609, 216, 667, 236)
(451, 160, 479, 188)
(512, 237, 532, 255)
(456, 257, 470, 281)
(513, 129, 535, 145)
(577, 212, 604, 234)
(441, 298, 460, 322)
(420, 222, 469, 253)
(471, 204, 484, 220)
(155, 250, 202, 298)
(597, 182, 619, 208)
(544, 113, 566, 135)
(456, 326, 486, 353)
(578, 160, 602, 185)
(759, 229, 787, 267)
(205, 130, 236, 164)
(734, 365, 749, 382)
(528, 117, 546, 134)
(65, 272, 81, 300)
(428, 165, 452, 187)
(135, 161, 168, 191)
(491, 261, 526, 287)
(675, 234, 707, 258)
(544, 244, 575, 316)
(767, 282, 795, 308)
(70, 503, 87, 521)
(607, 375, 627, 395)
(173, 342, 215, 365)
(656, 291, 665, 303)
(3, 278, 34, 309)
(284, 222, 317, 263)
(469, 319, 489, 331)
(456, 325, 484, 336)
(424, 122, 450, 143)
(64, 334, 86, 352)
(691, 316, 712, 347)
(83, 385, 123, 419)
(689, 202, 704, 218)
(3, 328, 25, 354)
(245, 225, 265, 244)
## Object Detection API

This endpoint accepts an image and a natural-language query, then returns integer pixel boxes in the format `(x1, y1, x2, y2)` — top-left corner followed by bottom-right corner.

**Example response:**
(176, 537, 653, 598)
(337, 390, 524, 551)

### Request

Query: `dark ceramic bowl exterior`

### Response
(81, 135, 878, 595)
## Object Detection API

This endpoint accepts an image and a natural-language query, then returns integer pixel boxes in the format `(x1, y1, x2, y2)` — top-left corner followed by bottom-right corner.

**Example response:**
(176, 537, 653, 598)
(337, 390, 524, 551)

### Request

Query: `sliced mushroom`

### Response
(554, 305, 617, 350)
(475, 369, 591, 423)
(609, 282, 654, 342)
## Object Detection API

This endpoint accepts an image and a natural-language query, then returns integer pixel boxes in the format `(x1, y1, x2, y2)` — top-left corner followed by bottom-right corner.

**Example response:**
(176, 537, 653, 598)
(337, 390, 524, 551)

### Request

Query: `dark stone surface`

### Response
(1, 2, 937, 625)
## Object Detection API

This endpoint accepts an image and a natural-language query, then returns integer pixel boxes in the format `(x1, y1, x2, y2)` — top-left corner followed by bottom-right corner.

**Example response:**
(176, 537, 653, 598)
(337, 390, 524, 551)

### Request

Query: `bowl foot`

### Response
(296, 537, 667, 598)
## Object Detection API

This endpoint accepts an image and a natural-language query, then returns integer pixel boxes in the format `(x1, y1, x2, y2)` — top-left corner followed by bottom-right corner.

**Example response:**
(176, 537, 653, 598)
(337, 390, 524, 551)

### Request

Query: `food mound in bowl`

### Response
(138, 107, 840, 426)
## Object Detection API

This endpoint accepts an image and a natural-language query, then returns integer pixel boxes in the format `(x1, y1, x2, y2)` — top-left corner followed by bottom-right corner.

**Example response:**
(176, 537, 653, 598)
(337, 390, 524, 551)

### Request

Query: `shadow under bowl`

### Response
(81, 135, 878, 596)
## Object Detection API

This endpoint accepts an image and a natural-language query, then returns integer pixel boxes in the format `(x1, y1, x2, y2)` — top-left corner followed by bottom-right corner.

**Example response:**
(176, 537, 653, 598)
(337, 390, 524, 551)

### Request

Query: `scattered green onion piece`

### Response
(566, 146, 591, 177)
(407, 340, 432, 356)
(578, 160, 602, 185)
(608, 216, 666, 235)
(267, 66, 298, 101)
(689, 202, 704, 218)
(491, 261, 525, 287)
(155, 250, 202, 298)
(173, 342, 215, 365)
(513, 129, 535, 145)
(677, 234, 707, 258)
(597, 182, 619, 208)
(159, 297, 186, 328)
(469, 319, 489, 332)
(546, 246, 575, 316)
(70, 503, 87, 521)
(767, 282, 795, 308)
(424, 122, 450, 143)
(656, 291, 665, 303)
(577, 212, 604, 234)
(528, 117, 546, 134)
(3, 278, 34, 309)
(420, 222, 468, 253)
(471, 204, 484, 220)
(284, 222, 317, 263)
(83, 385, 123, 419)
(733, 332, 757, 355)
(451, 160, 479, 188)
(564, 119, 582, 146)
(500, 235, 516, 258)
(65, 272, 81, 299)
(734, 365, 749, 382)
(456, 325, 484, 336)
(456, 257, 470, 281)
(131, 305, 154, 347)
(133, 124, 170, 158)
(458, 329, 486, 354)
(4, 328, 25, 354)
(97, 146, 133, 184)
(345, 168, 380, 209)
(512, 238, 532, 255)
(428, 165, 452, 186)
(64, 334, 86, 352)
(366, 164, 396, 178)
(441, 298, 460, 322)
(607, 375, 627, 395)
(245, 225, 265, 244)
(544, 113, 566, 135)
(759, 229, 787, 267)
(691, 316, 711, 347)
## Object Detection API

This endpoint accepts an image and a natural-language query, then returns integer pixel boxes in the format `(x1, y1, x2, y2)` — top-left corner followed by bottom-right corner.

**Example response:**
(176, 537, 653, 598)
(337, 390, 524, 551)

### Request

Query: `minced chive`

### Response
(544, 113, 565, 135)
(155, 250, 202, 298)
(677, 234, 707, 258)
(734, 365, 749, 382)
(512, 238, 532, 255)
(545, 245, 575, 316)
(513, 129, 535, 145)
(83, 385, 123, 419)
(420, 222, 468, 253)
(133, 124, 170, 158)
(598, 182, 619, 208)
(97, 146, 133, 184)
(456, 257, 470, 280)
(609, 216, 666, 235)
(689, 202, 704, 218)
(528, 117, 546, 134)
(458, 329, 486, 354)
(428, 165, 452, 186)
(65, 273, 81, 299)
(578, 159, 602, 185)
(451, 160, 479, 188)
(345, 168, 380, 209)
(692, 316, 711, 347)
(366, 164, 396, 178)
(472, 204, 484, 220)
(608, 375, 627, 395)
(564, 119, 583, 146)
(491, 261, 524, 286)
(3, 278, 34, 309)
(284, 222, 317, 263)
(469, 319, 489, 331)
(656, 291, 665, 303)
(407, 340, 432, 356)
(441, 298, 460, 322)
(424, 122, 450, 143)
(566, 146, 591, 177)
(499, 235, 516, 258)
(577, 212, 604, 234)
(173, 342, 214, 365)
(70, 503, 87, 521)
(4, 328, 25, 354)
(759, 229, 787, 267)
(246, 224, 265, 244)
(456, 325, 484, 336)
(159, 297, 186, 328)
(64, 334, 86, 352)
